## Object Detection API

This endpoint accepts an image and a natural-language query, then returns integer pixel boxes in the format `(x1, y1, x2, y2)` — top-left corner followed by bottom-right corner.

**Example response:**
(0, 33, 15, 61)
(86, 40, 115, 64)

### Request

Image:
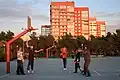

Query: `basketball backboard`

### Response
(27, 16, 31, 29)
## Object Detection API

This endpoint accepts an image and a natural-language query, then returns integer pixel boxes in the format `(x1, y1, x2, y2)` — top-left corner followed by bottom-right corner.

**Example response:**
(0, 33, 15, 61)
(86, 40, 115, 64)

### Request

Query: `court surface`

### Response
(0, 57, 120, 80)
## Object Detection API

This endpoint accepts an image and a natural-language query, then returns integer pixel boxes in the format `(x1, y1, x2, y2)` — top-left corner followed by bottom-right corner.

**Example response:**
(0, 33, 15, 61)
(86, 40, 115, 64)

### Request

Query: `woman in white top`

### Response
(16, 47, 25, 75)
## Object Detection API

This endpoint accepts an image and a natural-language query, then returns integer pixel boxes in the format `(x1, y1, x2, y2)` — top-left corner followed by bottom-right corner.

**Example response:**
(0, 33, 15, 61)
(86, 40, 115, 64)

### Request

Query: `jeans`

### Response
(27, 60, 34, 71)
(16, 60, 25, 74)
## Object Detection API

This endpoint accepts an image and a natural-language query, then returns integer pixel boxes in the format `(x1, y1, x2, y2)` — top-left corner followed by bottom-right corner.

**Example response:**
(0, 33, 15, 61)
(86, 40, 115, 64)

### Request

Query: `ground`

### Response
(0, 57, 120, 80)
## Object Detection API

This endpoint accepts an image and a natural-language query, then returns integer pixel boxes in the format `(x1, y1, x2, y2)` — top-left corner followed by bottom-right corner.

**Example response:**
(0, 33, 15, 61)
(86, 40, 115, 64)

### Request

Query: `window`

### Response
(78, 18, 80, 20)
(67, 6, 74, 12)
(82, 14, 88, 17)
(81, 11, 88, 14)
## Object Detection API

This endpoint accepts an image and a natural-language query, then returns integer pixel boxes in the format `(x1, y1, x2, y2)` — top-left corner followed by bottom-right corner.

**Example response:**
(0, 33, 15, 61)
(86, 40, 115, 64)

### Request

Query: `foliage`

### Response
(0, 29, 120, 61)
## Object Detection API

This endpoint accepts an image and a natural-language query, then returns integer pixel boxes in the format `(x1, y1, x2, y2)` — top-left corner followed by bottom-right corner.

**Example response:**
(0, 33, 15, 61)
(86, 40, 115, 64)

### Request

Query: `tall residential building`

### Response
(50, 1, 106, 39)
(74, 7, 89, 39)
(50, 1, 75, 39)
(41, 25, 51, 36)
(96, 21, 106, 37)
(89, 17, 97, 37)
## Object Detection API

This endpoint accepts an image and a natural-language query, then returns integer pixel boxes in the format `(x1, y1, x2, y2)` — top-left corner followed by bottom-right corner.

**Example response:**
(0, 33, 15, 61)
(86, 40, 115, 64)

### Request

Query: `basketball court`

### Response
(0, 57, 120, 80)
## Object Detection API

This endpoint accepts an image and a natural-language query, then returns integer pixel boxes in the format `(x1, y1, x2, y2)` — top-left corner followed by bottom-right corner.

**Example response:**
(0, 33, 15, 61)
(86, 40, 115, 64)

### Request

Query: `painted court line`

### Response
(92, 69, 101, 76)
(0, 74, 9, 79)
(0, 70, 16, 79)
(0, 66, 26, 79)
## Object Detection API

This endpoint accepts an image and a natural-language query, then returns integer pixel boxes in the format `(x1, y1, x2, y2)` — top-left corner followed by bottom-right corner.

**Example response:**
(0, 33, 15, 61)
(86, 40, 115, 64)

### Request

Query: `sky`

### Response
(0, 0, 120, 35)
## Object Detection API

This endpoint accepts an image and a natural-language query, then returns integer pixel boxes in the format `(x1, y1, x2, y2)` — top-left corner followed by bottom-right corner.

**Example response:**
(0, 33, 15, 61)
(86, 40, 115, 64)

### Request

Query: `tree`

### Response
(45, 35, 55, 47)
(112, 29, 120, 56)
(0, 31, 6, 41)
(0, 46, 5, 61)
(76, 35, 86, 49)
(6, 30, 14, 41)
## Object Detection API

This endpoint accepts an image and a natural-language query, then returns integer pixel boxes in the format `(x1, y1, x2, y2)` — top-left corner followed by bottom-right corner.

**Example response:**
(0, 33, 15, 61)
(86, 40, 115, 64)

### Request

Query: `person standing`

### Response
(16, 47, 25, 75)
(26, 41, 35, 73)
(74, 48, 82, 73)
(82, 47, 91, 77)
(60, 47, 67, 70)
(26, 41, 43, 73)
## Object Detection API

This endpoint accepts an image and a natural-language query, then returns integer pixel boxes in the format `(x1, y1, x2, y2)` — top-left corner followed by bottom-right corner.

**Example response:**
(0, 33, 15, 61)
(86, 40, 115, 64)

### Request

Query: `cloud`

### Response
(91, 11, 120, 32)
(92, 12, 120, 18)
(0, 0, 32, 19)
(0, 0, 50, 34)
(0, 0, 49, 21)
(107, 24, 120, 33)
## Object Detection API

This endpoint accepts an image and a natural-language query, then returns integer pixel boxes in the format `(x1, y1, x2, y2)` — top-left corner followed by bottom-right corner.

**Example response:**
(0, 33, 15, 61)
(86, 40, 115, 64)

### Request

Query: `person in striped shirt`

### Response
(16, 47, 25, 75)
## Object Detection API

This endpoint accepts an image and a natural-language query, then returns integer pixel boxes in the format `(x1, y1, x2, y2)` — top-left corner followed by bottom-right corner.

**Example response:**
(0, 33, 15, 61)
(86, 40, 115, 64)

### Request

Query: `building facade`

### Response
(50, 1, 106, 39)
(50, 1, 74, 39)
(89, 17, 97, 37)
(74, 7, 89, 39)
(41, 25, 51, 36)
(96, 21, 106, 37)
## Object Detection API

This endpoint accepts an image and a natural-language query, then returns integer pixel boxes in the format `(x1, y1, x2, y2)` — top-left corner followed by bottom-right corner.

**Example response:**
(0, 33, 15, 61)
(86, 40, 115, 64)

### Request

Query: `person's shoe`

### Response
(31, 70, 34, 73)
(27, 70, 30, 73)
(85, 75, 91, 77)
(64, 68, 67, 70)
(16, 73, 20, 75)
(81, 71, 85, 75)
(85, 72, 91, 77)
(21, 73, 26, 75)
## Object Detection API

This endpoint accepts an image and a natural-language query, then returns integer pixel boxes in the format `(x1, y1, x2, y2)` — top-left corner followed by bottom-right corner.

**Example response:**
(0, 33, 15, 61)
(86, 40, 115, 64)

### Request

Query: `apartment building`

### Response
(41, 25, 51, 36)
(89, 17, 97, 37)
(50, 1, 106, 39)
(50, 1, 75, 39)
(96, 21, 106, 37)
(74, 7, 89, 39)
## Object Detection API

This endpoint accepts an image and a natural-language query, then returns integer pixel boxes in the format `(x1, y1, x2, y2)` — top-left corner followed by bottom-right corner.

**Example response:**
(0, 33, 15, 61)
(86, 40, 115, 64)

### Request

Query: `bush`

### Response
(0, 47, 5, 61)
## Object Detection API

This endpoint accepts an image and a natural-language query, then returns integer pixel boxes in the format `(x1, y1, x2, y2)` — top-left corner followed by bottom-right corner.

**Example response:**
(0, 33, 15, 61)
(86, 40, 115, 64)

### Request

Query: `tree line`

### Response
(0, 29, 120, 61)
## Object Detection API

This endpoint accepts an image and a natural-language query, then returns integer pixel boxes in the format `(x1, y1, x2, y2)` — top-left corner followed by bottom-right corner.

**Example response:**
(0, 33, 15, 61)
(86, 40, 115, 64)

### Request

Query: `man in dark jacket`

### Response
(27, 46, 35, 73)
(74, 48, 82, 73)
(82, 47, 91, 77)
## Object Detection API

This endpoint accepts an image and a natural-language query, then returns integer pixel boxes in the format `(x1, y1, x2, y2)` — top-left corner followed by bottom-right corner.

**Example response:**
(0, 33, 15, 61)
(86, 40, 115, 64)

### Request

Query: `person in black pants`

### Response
(26, 40, 35, 73)
(27, 46, 35, 73)
(16, 47, 25, 75)
(74, 48, 82, 73)
(60, 47, 67, 70)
